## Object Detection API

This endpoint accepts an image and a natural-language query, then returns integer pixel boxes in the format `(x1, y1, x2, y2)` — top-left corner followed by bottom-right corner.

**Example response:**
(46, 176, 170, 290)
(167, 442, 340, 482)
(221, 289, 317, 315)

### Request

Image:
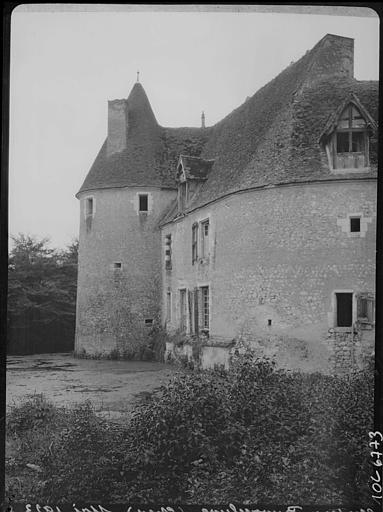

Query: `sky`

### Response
(9, 5, 380, 249)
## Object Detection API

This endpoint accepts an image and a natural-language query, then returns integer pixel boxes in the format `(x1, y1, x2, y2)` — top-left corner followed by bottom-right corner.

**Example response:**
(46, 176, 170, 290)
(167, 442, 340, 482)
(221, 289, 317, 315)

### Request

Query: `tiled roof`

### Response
(77, 83, 210, 195)
(166, 36, 378, 220)
(78, 34, 378, 225)
(177, 155, 215, 180)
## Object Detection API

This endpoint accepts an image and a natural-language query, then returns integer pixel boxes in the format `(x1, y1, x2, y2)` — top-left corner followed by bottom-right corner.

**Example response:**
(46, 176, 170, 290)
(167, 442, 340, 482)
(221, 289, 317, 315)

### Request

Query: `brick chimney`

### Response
(201, 111, 206, 128)
(107, 99, 128, 156)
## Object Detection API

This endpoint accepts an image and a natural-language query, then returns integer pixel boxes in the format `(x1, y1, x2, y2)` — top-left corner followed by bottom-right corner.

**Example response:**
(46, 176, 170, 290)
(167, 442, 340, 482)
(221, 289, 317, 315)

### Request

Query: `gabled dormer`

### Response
(176, 155, 214, 212)
(320, 94, 377, 173)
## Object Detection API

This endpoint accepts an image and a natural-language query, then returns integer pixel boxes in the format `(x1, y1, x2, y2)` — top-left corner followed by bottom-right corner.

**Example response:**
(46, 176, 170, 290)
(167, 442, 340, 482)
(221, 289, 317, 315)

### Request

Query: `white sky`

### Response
(9, 5, 379, 248)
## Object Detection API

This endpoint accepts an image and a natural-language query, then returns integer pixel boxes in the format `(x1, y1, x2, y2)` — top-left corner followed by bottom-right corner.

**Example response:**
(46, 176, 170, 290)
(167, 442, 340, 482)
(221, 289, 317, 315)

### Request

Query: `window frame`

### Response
(165, 234, 172, 270)
(331, 104, 370, 172)
(200, 219, 210, 259)
(200, 285, 210, 333)
(138, 193, 149, 213)
(349, 216, 361, 233)
(330, 290, 357, 331)
(166, 291, 172, 323)
(84, 196, 95, 218)
(192, 223, 198, 264)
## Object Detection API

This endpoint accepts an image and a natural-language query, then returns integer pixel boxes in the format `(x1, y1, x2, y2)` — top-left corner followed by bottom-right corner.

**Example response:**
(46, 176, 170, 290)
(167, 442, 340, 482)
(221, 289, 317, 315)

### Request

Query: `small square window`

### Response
(113, 262, 122, 269)
(144, 318, 153, 326)
(350, 217, 361, 233)
(139, 194, 148, 212)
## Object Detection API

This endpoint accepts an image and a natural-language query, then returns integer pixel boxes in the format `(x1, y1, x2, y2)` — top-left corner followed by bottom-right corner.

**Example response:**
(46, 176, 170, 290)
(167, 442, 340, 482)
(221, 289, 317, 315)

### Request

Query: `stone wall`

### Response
(161, 179, 376, 373)
(75, 186, 176, 356)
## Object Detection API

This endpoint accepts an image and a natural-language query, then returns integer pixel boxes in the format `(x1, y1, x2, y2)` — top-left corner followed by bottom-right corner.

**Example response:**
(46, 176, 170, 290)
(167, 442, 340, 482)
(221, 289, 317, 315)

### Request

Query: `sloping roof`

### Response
(163, 36, 378, 219)
(177, 155, 215, 181)
(320, 91, 378, 141)
(77, 83, 210, 195)
(78, 34, 378, 221)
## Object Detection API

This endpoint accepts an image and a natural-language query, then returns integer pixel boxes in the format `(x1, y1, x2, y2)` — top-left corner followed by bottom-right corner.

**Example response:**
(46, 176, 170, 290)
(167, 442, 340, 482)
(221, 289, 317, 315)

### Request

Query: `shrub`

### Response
(7, 394, 58, 434)
(40, 402, 126, 502)
(7, 353, 375, 504)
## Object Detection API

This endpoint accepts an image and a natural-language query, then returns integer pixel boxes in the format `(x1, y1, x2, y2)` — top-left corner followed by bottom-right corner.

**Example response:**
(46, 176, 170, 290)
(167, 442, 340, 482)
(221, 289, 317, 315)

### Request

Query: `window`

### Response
(166, 292, 172, 323)
(350, 217, 361, 233)
(85, 197, 94, 217)
(145, 318, 153, 326)
(139, 194, 148, 212)
(113, 262, 122, 269)
(180, 289, 187, 332)
(165, 234, 172, 270)
(201, 286, 209, 332)
(335, 293, 353, 327)
(333, 104, 368, 170)
(85, 197, 95, 232)
(200, 220, 210, 258)
(192, 223, 198, 264)
(179, 182, 188, 211)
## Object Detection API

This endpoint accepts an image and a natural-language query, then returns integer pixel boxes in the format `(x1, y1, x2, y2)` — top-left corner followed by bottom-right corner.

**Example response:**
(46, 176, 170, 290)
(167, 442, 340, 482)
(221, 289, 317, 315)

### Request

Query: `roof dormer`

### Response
(176, 155, 214, 213)
(320, 94, 377, 173)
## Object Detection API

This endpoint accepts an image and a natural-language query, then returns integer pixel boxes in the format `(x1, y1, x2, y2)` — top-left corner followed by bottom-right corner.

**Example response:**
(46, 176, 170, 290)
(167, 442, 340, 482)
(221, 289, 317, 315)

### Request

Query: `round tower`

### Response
(75, 82, 177, 357)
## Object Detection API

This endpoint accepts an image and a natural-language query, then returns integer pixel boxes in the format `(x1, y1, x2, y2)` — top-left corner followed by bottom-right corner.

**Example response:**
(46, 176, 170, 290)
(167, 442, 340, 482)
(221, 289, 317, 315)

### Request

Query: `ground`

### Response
(6, 352, 176, 420)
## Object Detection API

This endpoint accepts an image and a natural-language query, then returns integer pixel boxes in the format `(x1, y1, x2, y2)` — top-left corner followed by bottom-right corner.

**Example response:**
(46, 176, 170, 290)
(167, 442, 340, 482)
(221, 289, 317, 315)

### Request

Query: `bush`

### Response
(7, 353, 375, 504)
(7, 394, 58, 434)
(40, 402, 126, 502)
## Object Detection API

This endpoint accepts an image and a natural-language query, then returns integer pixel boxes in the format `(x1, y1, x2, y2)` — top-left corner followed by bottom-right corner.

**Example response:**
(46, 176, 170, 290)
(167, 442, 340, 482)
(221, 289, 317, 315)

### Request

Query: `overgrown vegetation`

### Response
(8, 234, 78, 354)
(6, 353, 374, 504)
(75, 324, 167, 362)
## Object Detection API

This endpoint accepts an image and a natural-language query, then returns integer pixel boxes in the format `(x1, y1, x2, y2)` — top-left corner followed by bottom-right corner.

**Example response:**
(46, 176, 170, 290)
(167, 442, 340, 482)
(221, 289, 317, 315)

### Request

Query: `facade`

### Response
(75, 34, 378, 372)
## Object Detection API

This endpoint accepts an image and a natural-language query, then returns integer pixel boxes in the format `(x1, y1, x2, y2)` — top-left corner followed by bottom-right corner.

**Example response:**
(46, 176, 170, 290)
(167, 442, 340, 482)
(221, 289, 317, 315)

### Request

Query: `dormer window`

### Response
(179, 182, 188, 211)
(176, 155, 214, 213)
(321, 97, 377, 174)
(333, 104, 368, 170)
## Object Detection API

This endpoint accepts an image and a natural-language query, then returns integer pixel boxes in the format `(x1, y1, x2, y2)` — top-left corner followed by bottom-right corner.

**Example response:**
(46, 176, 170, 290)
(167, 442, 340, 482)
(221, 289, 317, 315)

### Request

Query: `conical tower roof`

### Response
(77, 82, 209, 195)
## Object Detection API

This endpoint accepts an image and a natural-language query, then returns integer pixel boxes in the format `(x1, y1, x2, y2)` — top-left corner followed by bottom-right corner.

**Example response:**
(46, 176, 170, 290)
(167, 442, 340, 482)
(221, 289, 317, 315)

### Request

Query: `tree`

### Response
(7, 234, 78, 354)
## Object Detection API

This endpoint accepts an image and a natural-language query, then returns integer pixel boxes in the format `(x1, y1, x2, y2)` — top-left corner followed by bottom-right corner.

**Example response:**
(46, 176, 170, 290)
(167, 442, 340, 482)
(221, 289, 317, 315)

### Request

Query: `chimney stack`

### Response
(107, 99, 128, 156)
(201, 111, 206, 129)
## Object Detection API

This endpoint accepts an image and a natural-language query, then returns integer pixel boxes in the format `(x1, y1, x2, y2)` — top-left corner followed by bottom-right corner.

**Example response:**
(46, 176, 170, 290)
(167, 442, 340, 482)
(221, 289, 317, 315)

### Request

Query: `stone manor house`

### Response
(75, 34, 378, 372)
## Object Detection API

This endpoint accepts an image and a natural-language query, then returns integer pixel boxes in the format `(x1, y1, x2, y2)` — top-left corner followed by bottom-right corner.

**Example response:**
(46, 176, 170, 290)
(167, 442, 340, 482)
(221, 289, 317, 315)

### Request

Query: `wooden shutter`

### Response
(187, 290, 193, 334)
(357, 293, 375, 329)
(194, 287, 199, 335)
